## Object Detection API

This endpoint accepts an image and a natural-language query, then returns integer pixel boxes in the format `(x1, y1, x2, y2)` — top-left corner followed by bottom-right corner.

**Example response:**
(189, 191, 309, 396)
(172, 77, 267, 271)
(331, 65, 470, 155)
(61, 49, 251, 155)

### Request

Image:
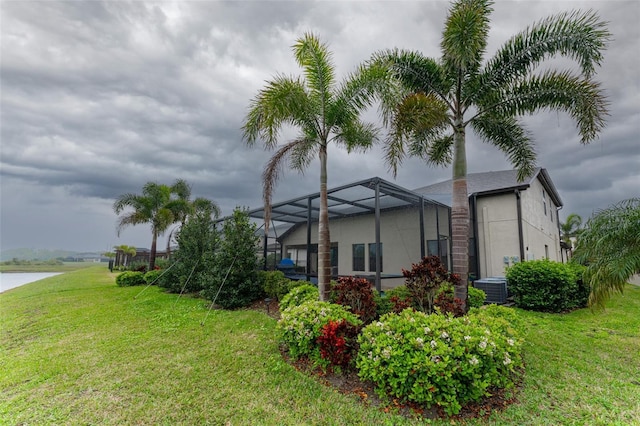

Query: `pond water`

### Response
(0, 273, 63, 293)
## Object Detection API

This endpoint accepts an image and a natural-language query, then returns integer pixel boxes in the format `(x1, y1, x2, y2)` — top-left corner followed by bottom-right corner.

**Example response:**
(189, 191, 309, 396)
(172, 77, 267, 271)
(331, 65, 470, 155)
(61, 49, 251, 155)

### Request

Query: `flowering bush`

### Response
(279, 284, 319, 311)
(356, 308, 523, 415)
(277, 301, 361, 362)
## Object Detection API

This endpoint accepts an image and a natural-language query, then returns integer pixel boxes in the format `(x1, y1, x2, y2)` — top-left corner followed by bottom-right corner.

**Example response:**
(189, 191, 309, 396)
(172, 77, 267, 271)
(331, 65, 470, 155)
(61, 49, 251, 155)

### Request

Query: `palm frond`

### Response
(383, 92, 450, 176)
(441, 0, 493, 77)
(573, 198, 640, 309)
(471, 114, 536, 181)
(480, 9, 610, 92)
(418, 134, 454, 166)
(242, 75, 312, 148)
(332, 120, 379, 153)
(371, 49, 452, 119)
(485, 70, 609, 144)
(293, 33, 335, 116)
(261, 139, 310, 230)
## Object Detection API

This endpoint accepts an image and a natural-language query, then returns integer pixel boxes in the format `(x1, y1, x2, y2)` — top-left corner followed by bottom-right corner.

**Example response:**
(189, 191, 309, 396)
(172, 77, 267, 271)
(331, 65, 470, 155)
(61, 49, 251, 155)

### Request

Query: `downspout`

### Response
(306, 196, 312, 281)
(435, 203, 440, 259)
(557, 206, 564, 262)
(262, 228, 268, 270)
(374, 180, 381, 293)
(419, 197, 425, 259)
(471, 193, 480, 280)
(515, 190, 525, 262)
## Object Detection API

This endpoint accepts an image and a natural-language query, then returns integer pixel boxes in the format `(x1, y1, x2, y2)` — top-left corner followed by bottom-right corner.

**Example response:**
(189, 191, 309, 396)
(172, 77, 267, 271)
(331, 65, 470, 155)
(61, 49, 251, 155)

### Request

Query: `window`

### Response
(352, 244, 364, 271)
(545, 244, 549, 259)
(369, 243, 383, 272)
(542, 189, 547, 216)
(427, 239, 449, 270)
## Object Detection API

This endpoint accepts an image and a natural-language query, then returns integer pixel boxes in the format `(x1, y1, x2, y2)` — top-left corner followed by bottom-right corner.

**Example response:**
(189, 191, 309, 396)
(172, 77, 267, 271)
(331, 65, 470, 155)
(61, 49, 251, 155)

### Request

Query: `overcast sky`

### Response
(1, 0, 638, 253)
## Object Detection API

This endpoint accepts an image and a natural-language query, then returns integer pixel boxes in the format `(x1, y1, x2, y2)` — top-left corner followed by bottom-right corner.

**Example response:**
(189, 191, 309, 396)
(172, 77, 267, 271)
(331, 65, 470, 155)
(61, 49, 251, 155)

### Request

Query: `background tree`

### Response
(573, 198, 640, 309)
(242, 33, 388, 300)
(157, 200, 220, 294)
(560, 213, 583, 249)
(113, 180, 193, 270)
(165, 181, 221, 256)
(370, 0, 609, 307)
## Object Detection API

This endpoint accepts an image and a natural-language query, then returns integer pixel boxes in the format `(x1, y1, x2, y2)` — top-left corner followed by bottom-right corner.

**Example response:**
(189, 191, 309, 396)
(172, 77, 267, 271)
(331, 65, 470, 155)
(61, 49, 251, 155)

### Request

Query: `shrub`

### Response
(277, 301, 361, 363)
(402, 256, 452, 314)
(433, 289, 465, 317)
(115, 271, 146, 287)
(468, 286, 487, 309)
(566, 262, 589, 307)
(384, 285, 413, 314)
(279, 284, 319, 311)
(317, 319, 361, 370)
(260, 270, 293, 301)
(143, 269, 162, 285)
(356, 308, 524, 415)
(506, 259, 588, 312)
(129, 261, 148, 273)
(201, 208, 262, 309)
(331, 276, 377, 325)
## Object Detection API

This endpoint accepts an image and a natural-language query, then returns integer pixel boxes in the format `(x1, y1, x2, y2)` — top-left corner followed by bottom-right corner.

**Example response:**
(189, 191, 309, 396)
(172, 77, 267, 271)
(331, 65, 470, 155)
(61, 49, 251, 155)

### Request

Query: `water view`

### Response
(0, 273, 62, 293)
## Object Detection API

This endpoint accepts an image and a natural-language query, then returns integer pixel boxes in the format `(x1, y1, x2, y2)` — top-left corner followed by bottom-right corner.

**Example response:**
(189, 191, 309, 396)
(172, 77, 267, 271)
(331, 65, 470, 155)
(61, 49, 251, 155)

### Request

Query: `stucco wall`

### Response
(520, 177, 562, 262)
(472, 175, 563, 278)
(475, 193, 520, 277)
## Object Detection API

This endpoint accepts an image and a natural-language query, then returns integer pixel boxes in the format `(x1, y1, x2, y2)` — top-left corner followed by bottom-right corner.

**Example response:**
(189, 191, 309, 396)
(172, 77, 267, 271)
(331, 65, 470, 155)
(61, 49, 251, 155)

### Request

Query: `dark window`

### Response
(352, 244, 364, 271)
(427, 239, 449, 270)
(369, 243, 383, 272)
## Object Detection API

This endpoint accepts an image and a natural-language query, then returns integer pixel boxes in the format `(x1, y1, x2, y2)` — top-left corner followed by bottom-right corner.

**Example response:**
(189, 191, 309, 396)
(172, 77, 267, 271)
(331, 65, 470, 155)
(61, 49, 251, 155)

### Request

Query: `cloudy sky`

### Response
(1, 0, 638, 253)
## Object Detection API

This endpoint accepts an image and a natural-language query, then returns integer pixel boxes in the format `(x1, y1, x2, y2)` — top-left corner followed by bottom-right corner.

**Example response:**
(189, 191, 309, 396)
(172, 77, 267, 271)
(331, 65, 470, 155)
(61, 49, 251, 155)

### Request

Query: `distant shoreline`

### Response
(0, 263, 100, 273)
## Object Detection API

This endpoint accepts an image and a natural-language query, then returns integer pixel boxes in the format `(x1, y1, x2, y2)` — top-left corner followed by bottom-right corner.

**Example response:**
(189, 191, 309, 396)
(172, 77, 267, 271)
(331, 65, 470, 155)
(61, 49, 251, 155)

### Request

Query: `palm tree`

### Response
(113, 244, 137, 268)
(164, 180, 221, 257)
(242, 33, 387, 300)
(560, 213, 583, 249)
(573, 199, 640, 309)
(113, 180, 193, 270)
(370, 0, 609, 308)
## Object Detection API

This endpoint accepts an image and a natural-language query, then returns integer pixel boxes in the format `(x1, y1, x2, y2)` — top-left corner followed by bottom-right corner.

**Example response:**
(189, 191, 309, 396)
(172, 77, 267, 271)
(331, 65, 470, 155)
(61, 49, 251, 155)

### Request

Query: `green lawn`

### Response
(1, 266, 638, 425)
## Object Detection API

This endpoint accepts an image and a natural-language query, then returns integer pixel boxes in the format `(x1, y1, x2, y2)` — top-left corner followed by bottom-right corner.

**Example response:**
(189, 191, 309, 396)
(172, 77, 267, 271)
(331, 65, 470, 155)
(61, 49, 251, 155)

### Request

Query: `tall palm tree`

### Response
(370, 0, 609, 308)
(113, 180, 193, 270)
(560, 213, 583, 249)
(242, 33, 387, 300)
(573, 198, 640, 309)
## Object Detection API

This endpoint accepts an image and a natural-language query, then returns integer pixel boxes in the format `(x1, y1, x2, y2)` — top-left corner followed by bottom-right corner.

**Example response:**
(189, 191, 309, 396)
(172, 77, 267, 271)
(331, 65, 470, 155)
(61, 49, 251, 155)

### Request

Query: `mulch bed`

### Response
(247, 299, 521, 421)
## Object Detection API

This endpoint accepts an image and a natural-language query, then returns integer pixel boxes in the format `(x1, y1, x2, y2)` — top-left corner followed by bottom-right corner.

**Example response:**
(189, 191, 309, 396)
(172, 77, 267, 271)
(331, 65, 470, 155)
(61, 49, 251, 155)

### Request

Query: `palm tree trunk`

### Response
(317, 144, 331, 301)
(149, 231, 158, 271)
(451, 122, 469, 310)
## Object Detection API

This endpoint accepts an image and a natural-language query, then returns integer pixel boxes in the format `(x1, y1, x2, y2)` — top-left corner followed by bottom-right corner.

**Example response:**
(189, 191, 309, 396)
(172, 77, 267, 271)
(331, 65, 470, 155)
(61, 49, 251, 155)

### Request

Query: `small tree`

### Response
(201, 208, 262, 309)
(157, 205, 219, 294)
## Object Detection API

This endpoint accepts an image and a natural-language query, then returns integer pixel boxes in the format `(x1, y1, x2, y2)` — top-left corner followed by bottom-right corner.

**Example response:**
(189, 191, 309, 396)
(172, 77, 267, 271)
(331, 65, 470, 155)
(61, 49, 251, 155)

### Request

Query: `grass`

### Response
(1, 266, 638, 425)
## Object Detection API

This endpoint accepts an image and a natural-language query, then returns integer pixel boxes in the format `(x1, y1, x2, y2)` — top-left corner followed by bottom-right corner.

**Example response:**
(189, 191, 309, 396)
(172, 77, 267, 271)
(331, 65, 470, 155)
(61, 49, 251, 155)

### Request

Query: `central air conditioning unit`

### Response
(473, 277, 508, 304)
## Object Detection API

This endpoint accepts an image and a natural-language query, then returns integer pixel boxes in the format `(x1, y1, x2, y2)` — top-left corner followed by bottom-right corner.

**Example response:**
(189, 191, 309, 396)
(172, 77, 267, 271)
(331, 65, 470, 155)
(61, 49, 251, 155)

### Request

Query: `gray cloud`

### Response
(1, 0, 638, 252)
